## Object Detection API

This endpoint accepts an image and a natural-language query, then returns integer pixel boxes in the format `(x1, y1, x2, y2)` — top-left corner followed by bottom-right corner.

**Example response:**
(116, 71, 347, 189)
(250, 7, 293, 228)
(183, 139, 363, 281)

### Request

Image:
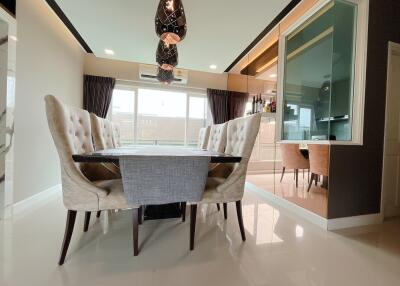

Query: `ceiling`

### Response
(256, 64, 278, 82)
(53, 0, 293, 73)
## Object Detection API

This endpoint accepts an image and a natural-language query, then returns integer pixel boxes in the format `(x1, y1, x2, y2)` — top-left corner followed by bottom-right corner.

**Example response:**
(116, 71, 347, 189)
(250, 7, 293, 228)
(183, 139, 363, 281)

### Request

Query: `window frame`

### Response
(276, 0, 369, 145)
(109, 80, 208, 146)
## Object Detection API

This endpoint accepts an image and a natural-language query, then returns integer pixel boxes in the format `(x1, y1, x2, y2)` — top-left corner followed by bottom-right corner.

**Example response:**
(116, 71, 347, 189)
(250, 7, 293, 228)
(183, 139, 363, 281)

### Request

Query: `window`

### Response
(187, 95, 208, 146)
(110, 85, 208, 146)
(111, 88, 135, 145)
(137, 88, 186, 146)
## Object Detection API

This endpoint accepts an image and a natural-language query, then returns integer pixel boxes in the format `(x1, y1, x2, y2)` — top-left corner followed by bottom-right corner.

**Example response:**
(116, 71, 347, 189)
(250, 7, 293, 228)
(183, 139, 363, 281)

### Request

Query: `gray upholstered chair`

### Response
(207, 122, 228, 152)
(188, 113, 262, 250)
(197, 126, 211, 150)
(45, 95, 140, 264)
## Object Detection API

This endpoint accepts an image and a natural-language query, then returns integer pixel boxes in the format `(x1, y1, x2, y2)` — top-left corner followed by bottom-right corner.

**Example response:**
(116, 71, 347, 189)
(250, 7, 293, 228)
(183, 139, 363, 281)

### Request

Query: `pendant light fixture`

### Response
(156, 67, 175, 84)
(155, 0, 187, 45)
(156, 40, 178, 71)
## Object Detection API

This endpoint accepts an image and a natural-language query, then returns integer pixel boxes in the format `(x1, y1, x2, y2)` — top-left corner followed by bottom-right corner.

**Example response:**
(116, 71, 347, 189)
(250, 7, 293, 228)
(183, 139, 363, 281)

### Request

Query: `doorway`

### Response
(382, 42, 400, 218)
(0, 8, 16, 220)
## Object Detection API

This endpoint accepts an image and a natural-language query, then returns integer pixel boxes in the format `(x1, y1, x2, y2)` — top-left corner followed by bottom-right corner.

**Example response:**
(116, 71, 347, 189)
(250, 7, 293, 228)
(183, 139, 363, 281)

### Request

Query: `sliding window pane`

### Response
(137, 88, 186, 146)
(111, 88, 135, 145)
(187, 95, 207, 147)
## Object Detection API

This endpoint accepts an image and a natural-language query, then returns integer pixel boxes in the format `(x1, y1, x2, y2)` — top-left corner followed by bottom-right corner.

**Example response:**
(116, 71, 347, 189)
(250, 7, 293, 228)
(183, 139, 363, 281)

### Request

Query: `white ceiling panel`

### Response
(54, 0, 293, 73)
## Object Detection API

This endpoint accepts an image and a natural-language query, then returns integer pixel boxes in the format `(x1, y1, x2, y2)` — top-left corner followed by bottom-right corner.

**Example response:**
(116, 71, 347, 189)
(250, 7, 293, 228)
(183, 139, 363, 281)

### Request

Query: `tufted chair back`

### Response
(112, 123, 121, 147)
(225, 113, 262, 163)
(213, 113, 262, 200)
(197, 126, 211, 150)
(45, 95, 110, 210)
(280, 143, 309, 170)
(207, 122, 228, 152)
(90, 113, 115, 150)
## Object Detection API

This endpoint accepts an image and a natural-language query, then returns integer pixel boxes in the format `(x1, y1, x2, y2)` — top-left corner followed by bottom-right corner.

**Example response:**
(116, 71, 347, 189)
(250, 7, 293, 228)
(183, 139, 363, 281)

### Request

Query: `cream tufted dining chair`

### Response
(203, 122, 228, 214)
(207, 122, 228, 152)
(112, 123, 121, 147)
(188, 113, 261, 250)
(90, 114, 121, 216)
(45, 95, 140, 264)
(197, 126, 211, 150)
(90, 113, 115, 150)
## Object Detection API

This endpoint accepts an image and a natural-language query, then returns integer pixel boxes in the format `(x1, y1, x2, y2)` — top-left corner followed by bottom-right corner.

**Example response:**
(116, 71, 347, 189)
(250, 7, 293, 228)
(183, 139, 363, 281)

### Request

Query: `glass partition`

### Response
(282, 0, 357, 141)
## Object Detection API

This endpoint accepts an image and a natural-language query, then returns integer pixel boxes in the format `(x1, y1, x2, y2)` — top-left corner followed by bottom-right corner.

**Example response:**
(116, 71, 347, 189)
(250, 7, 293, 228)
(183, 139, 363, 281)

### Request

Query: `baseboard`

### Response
(12, 184, 61, 217)
(246, 182, 383, 230)
(245, 182, 329, 229)
(327, 213, 383, 230)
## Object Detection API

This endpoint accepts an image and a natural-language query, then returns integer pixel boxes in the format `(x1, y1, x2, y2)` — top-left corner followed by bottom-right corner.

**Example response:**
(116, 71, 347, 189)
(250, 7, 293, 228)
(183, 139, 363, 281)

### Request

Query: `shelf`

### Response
(261, 112, 277, 118)
(317, 115, 349, 122)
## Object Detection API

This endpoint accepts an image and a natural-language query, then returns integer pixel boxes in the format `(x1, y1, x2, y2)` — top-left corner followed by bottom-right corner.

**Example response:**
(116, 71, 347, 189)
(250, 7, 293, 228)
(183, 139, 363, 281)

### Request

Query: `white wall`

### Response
(13, 0, 85, 203)
(84, 54, 228, 90)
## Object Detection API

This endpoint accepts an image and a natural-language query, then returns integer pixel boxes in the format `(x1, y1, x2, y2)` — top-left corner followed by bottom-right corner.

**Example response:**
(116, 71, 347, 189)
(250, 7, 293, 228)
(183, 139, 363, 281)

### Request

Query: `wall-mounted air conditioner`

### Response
(139, 64, 188, 85)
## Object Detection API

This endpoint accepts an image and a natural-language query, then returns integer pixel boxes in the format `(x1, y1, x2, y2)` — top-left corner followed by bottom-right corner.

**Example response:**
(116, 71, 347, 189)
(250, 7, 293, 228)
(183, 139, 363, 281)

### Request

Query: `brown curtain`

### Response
(83, 75, 116, 118)
(207, 89, 249, 124)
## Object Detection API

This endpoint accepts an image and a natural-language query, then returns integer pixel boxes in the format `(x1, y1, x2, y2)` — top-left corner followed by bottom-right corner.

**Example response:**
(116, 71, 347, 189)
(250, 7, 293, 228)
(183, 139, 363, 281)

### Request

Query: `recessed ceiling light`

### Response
(269, 73, 277, 78)
(209, 64, 217, 70)
(9, 35, 18, 42)
(104, 49, 115, 55)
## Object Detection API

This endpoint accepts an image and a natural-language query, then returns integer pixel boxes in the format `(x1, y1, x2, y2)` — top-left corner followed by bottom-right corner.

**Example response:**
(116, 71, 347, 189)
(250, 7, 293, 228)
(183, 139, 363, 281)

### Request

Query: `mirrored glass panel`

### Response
(282, 0, 356, 141)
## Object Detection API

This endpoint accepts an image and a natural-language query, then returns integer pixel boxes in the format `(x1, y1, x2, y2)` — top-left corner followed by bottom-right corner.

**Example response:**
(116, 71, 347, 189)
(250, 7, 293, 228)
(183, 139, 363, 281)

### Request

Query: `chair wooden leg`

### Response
(308, 174, 315, 192)
(216, 203, 221, 211)
(190, 204, 198, 251)
(295, 169, 299, 188)
(132, 208, 139, 256)
(83, 211, 91, 232)
(280, 167, 286, 182)
(181, 202, 187, 222)
(138, 206, 143, 225)
(58, 210, 77, 265)
(96, 211, 101, 218)
(223, 203, 228, 220)
(235, 201, 246, 241)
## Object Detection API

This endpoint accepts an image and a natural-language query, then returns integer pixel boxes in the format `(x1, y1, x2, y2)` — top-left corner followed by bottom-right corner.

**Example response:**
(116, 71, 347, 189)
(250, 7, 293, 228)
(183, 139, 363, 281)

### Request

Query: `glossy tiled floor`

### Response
(1, 187, 400, 286)
(247, 173, 328, 217)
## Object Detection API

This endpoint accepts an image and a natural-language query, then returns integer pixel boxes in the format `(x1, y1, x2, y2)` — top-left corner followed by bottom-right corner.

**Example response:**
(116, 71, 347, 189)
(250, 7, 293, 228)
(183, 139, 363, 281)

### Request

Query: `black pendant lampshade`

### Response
(155, 0, 187, 45)
(157, 67, 175, 84)
(156, 40, 178, 70)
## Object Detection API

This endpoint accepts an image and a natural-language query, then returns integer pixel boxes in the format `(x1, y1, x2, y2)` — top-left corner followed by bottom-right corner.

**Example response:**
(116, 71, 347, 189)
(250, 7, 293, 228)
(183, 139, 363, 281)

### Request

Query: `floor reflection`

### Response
(247, 173, 328, 217)
(1, 189, 399, 286)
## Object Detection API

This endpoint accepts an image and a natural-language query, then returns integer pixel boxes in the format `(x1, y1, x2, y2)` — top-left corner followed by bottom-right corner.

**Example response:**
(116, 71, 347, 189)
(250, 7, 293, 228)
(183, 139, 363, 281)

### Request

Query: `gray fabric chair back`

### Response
(120, 156, 210, 205)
